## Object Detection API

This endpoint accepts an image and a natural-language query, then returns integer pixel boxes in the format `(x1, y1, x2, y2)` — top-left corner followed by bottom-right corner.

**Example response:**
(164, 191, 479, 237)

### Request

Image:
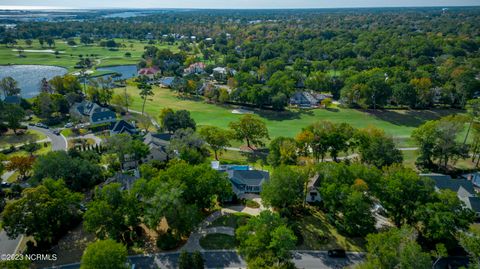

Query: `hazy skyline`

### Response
(1, 0, 480, 9)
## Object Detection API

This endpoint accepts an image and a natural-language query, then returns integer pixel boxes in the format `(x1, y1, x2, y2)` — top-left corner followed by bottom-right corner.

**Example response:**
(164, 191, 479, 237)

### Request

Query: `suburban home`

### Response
(109, 120, 138, 135)
(212, 67, 236, 80)
(289, 91, 333, 108)
(183, 62, 206, 75)
(138, 66, 161, 79)
(103, 172, 140, 191)
(159, 76, 178, 88)
(462, 172, 480, 190)
(421, 173, 480, 218)
(3, 95, 21, 105)
(306, 174, 321, 203)
(211, 161, 269, 196)
(145, 32, 154, 40)
(142, 132, 172, 163)
(71, 100, 116, 125)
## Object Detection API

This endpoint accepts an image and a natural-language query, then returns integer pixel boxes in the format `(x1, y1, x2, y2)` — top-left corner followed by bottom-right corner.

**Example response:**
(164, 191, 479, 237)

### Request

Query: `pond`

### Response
(0, 65, 67, 98)
(96, 65, 138, 80)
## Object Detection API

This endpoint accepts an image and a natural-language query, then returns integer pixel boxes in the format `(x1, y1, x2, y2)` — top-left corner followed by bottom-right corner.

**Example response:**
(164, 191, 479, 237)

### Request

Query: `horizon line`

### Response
(1, 5, 480, 11)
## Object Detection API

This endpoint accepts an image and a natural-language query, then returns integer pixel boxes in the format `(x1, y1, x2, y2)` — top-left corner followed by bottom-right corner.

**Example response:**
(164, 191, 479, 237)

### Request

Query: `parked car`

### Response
(64, 122, 73, 128)
(35, 123, 49, 129)
(53, 129, 61, 135)
(1, 182, 11, 188)
(327, 249, 346, 258)
(28, 122, 35, 126)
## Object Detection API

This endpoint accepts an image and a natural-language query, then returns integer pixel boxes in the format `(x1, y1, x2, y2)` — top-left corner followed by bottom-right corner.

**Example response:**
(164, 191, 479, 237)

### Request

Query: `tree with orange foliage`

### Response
(6, 156, 35, 180)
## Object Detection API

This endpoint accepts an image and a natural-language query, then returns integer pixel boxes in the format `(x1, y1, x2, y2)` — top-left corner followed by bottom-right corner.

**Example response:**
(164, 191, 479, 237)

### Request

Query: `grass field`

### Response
(0, 38, 179, 72)
(208, 213, 251, 229)
(199, 234, 237, 250)
(295, 207, 365, 251)
(0, 130, 47, 149)
(119, 85, 462, 140)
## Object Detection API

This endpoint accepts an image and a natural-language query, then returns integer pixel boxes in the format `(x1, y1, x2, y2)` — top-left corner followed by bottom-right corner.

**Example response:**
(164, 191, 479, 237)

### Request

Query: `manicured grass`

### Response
(6, 142, 52, 158)
(119, 85, 461, 140)
(244, 199, 260, 209)
(0, 39, 179, 72)
(199, 234, 237, 250)
(0, 130, 47, 148)
(208, 213, 251, 229)
(295, 207, 365, 251)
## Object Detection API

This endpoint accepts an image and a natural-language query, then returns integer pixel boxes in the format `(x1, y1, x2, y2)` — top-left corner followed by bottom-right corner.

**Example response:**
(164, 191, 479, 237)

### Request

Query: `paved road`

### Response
(43, 250, 364, 269)
(28, 126, 67, 151)
(0, 231, 21, 260)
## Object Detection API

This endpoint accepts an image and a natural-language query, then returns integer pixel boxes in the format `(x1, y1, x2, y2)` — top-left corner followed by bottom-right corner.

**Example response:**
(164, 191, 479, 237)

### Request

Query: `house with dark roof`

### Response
(109, 120, 137, 135)
(3, 95, 21, 105)
(71, 101, 116, 125)
(142, 132, 172, 163)
(421, 173, 480, 218)
(289, 91, 333, 108)
(306, 174, 321, 203)
(211, 161, 269, 196)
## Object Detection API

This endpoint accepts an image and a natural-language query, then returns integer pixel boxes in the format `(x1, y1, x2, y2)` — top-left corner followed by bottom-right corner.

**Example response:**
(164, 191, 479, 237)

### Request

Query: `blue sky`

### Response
(1, 0, 480, 9)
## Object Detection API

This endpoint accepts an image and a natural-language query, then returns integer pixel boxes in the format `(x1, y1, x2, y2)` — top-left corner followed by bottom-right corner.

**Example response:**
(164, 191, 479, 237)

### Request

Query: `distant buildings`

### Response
(211, 161, 269, 196)
(159, 77, 178, 88)
(184, 62, 206, 75)
(138, 67, 161, 79)
(289, 91, 333, 108)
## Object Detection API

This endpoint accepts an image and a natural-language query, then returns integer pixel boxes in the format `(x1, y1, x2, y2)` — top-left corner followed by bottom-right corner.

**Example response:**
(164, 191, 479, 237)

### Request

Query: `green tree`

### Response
(458, 227, 480, 268)
(138, 82, 153, 115)
(378, 165, 434, 227)
(192, 251, 205, 269)
(84, 183, 140, 242)
(199, 125, 231, 160)
(168, 128, 209, 165)
(236, 211, 296, 268)
(2, 179, 83, 246)
(261, 166, 307, 212)
(179, 251, 193, 269)
(32, 151, 103, 191)
(355, 127, 403, 168)
(412, 116, 468, 169)
(160, 109, 196, 133)
(415, 190, 475, 245)
(229, 114, 269, 149)
(358, 226, 431, 269)
(3, 104, 25, 134)
(0, 77, 20, 97)
(268, 137, 298, 166)
(80, 239, 128, 269)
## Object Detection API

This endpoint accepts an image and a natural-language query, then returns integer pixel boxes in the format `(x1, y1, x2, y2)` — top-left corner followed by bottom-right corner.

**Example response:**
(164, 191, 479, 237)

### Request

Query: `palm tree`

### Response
(464, 99, 480, 145)
(138, 83, 153, 115)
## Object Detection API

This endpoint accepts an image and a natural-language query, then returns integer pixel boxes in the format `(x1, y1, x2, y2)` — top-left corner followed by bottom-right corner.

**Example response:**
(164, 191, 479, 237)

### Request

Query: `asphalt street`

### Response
(27, 125, 67, 151)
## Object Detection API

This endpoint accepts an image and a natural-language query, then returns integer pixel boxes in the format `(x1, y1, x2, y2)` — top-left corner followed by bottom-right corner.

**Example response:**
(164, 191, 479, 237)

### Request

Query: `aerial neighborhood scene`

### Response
(1, 0, 480, 268)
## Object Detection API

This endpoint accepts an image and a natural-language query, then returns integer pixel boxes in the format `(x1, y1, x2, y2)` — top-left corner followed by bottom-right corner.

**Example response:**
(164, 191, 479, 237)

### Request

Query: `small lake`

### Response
(97, 65, 138, 80)
(0, 65, 67, 98)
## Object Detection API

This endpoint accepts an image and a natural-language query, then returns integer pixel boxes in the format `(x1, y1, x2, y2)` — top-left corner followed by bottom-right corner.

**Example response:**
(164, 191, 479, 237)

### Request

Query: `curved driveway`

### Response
(28, 126, 67, 151)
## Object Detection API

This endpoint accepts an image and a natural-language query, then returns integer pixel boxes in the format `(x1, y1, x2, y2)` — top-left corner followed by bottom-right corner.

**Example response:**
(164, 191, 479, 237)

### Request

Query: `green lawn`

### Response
(0, 130, 47, 148)
(199, 234, 237, 250)
(6, 142, 52, 158)
(120, 85, 461, 140)
(208, 213, 251, 229)
(295, 207, 365, 251)
(0, 39, 179, 72)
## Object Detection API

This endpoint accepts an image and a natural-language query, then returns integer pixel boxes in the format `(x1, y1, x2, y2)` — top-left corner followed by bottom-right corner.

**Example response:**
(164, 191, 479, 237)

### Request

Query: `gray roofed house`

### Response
(71, 100, 116, 125)
(211, 161, 269, 196)
(306, 174, 321, 203)
(289, 91, 332, 108)
(159, 77, 177, 88)
(142, 132, 172, 163)
(421, 173, 480, 218)
(109, 120, 138, 135)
